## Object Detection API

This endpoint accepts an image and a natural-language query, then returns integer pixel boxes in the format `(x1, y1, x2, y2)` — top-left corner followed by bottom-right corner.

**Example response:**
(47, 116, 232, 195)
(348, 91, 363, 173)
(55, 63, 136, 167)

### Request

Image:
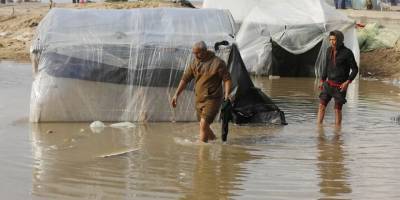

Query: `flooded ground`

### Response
(0, 61, 399, 199)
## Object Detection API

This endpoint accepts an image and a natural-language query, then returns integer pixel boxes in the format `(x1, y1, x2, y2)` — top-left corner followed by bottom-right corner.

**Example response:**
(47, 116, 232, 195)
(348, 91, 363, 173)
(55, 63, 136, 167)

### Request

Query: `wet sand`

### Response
(1, 61, 400, 199)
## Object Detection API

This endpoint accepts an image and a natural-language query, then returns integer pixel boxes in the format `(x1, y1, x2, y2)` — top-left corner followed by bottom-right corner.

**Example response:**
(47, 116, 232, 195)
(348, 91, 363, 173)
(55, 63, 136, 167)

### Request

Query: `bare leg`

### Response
(333, 125, 342, 135)
(206, 125, 216, 141)
(199, 118, 216, 142)
(317, 104, 327, 124)
(199, 118, 208, 142)
(335, 109, 342, 127)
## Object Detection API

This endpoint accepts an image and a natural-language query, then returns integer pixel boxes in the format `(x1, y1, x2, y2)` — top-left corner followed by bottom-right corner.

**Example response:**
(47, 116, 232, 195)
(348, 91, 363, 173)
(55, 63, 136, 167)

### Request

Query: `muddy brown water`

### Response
(1, 61, 399, 199)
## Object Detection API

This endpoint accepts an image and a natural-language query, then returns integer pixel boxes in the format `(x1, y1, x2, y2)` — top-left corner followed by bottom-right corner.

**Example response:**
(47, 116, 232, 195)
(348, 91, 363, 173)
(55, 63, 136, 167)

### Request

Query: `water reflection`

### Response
(30, 123, 143, 161)
(2, 61, 400, 199)
(30, 123, 260, 199)
(317, 126, 351, 199)
(181, 144, 257, 200)
(30, 123, 143, 199)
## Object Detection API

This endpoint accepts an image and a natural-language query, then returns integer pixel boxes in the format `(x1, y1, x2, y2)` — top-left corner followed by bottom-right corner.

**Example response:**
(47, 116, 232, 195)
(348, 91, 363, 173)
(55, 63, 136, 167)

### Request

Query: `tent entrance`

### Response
(270, 40, 322, 77)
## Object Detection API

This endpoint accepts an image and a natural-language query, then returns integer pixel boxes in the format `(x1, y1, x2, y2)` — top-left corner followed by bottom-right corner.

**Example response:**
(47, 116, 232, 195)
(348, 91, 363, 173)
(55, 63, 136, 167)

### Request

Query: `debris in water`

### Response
(90, 121, 106, 133)
(98, 148, 139, 158)
(110, 122, 136, 128)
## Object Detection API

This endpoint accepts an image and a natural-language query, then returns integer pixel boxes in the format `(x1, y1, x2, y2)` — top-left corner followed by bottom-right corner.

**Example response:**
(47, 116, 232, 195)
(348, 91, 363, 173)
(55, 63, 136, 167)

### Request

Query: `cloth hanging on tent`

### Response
(220, 99, 233, 142)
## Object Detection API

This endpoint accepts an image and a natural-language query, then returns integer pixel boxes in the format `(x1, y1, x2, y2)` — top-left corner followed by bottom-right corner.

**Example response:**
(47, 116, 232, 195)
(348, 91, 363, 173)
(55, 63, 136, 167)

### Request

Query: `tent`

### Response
(203, 0, 360, 77)
(328, 0, 393, 10)
(30, 8, 286, 124)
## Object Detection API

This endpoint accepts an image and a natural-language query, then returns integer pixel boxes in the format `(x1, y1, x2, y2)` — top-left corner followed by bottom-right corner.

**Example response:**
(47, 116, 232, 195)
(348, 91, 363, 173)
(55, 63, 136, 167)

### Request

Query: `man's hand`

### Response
(340, 81, 350, 92)
(171, 95, 178, 108)
(171, 80, 188, 108)
(224, 96, 231, 102)
(223, 79, 232, 103)
(319, 80, 325, 91)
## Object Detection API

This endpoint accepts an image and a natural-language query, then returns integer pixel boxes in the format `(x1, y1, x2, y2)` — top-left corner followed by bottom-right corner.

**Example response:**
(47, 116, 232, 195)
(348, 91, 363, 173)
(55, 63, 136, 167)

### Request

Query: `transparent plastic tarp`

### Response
(203, 0, 262, 26)
(204, 0, 360, 76)
(30, 8, 286, 124)
(352, 0, 368, 9)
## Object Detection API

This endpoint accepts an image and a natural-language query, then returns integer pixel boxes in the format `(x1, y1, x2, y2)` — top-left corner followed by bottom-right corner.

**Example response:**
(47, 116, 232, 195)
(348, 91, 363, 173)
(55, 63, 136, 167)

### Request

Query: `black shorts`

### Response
(319, 82, 347, 106)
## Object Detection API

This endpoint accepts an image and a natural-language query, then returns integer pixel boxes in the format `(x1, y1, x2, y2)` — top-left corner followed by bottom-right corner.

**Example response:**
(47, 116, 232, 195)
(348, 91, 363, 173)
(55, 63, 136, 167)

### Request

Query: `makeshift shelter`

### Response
(203, 0, 360, 77)
(30, 8, 286, 124)
(331, 0, 393, 10)
(203, 0, 260, 29)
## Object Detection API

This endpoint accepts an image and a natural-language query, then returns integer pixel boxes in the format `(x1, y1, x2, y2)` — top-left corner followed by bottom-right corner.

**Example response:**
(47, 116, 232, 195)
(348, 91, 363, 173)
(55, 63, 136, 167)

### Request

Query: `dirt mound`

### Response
(0, 2, 182, 62)
(360, 40, 400, 79)
(0, 4, 44, 61)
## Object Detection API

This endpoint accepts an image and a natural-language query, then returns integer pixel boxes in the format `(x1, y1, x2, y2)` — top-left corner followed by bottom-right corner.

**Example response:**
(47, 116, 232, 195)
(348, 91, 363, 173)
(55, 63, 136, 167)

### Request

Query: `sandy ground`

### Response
(1, 2, 399, 79)
(360, 40, 400, 79)
(0, 3, 44, 61)
(0, 2, 183, 62)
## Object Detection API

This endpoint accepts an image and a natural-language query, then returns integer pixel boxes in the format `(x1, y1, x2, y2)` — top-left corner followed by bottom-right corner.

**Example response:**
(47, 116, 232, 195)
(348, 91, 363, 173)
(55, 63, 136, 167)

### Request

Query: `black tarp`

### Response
(227, 44, 286, 125)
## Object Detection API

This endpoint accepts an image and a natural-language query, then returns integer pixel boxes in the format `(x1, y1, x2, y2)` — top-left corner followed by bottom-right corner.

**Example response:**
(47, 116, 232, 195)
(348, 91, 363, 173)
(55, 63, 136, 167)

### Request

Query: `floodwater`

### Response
(1, 61, 400, 200)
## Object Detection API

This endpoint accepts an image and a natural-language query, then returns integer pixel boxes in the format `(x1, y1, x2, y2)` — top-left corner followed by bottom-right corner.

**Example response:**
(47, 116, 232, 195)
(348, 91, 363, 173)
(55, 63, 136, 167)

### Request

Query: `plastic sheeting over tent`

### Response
(30, 8, 286, 124)
(203, 0, 360, 76)
(327, 0, 392, 10)
(203, 0, 262, 27)
(351, 0, 368, 10)
(323, 0, 336, 6)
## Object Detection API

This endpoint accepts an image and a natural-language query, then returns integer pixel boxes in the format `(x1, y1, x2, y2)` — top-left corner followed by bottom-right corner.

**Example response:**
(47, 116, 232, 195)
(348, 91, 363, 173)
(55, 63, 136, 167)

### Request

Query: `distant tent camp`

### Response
(30, 8, 286, 125)
(333, 0, 395, 10)
(203, 0, 360, 77)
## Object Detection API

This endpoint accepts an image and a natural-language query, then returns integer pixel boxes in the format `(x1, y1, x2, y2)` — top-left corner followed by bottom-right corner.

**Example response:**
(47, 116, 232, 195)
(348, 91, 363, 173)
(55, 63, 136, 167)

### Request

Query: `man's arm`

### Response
(218, 60, 232, 101)
(340, 50, 359, 92)
(321, 48, 330, 82)
(172, 62, 194, 108)
(347, 51, 359, 81)
(319, 48, 330, 90)
(224, 79, 232, 101)
(171, 80, 188, 108)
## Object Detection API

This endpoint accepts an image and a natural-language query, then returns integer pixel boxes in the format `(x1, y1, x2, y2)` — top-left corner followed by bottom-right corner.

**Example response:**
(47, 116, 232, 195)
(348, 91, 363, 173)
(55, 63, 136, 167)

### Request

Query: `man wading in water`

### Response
(171, 41, 232, 142)
(317, 30, 359, 126)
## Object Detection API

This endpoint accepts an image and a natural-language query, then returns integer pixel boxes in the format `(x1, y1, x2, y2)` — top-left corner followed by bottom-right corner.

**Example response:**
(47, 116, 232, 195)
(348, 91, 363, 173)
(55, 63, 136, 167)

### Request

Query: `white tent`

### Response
(30, 8, 286, 124)
(203, 0, 360, 76)
(203, 0, 262, 26)
(30, 8, 236, 122)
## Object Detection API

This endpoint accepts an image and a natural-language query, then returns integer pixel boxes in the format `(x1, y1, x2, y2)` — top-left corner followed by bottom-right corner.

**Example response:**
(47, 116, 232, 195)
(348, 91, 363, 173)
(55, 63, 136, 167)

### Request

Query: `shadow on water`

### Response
(30, 123, 263, 199)
(179, 144, 259, 200)
(30, 123, 144, 199)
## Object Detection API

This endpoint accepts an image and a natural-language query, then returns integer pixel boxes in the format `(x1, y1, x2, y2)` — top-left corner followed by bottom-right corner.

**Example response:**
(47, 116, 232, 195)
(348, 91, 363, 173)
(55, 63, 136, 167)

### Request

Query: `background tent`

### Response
(323, 0, 396, 10)
(203, 0, 261, 29)
(30, 8, 286, 124)
(352, 0, 367, 9)
(203, 0, 360, 77)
